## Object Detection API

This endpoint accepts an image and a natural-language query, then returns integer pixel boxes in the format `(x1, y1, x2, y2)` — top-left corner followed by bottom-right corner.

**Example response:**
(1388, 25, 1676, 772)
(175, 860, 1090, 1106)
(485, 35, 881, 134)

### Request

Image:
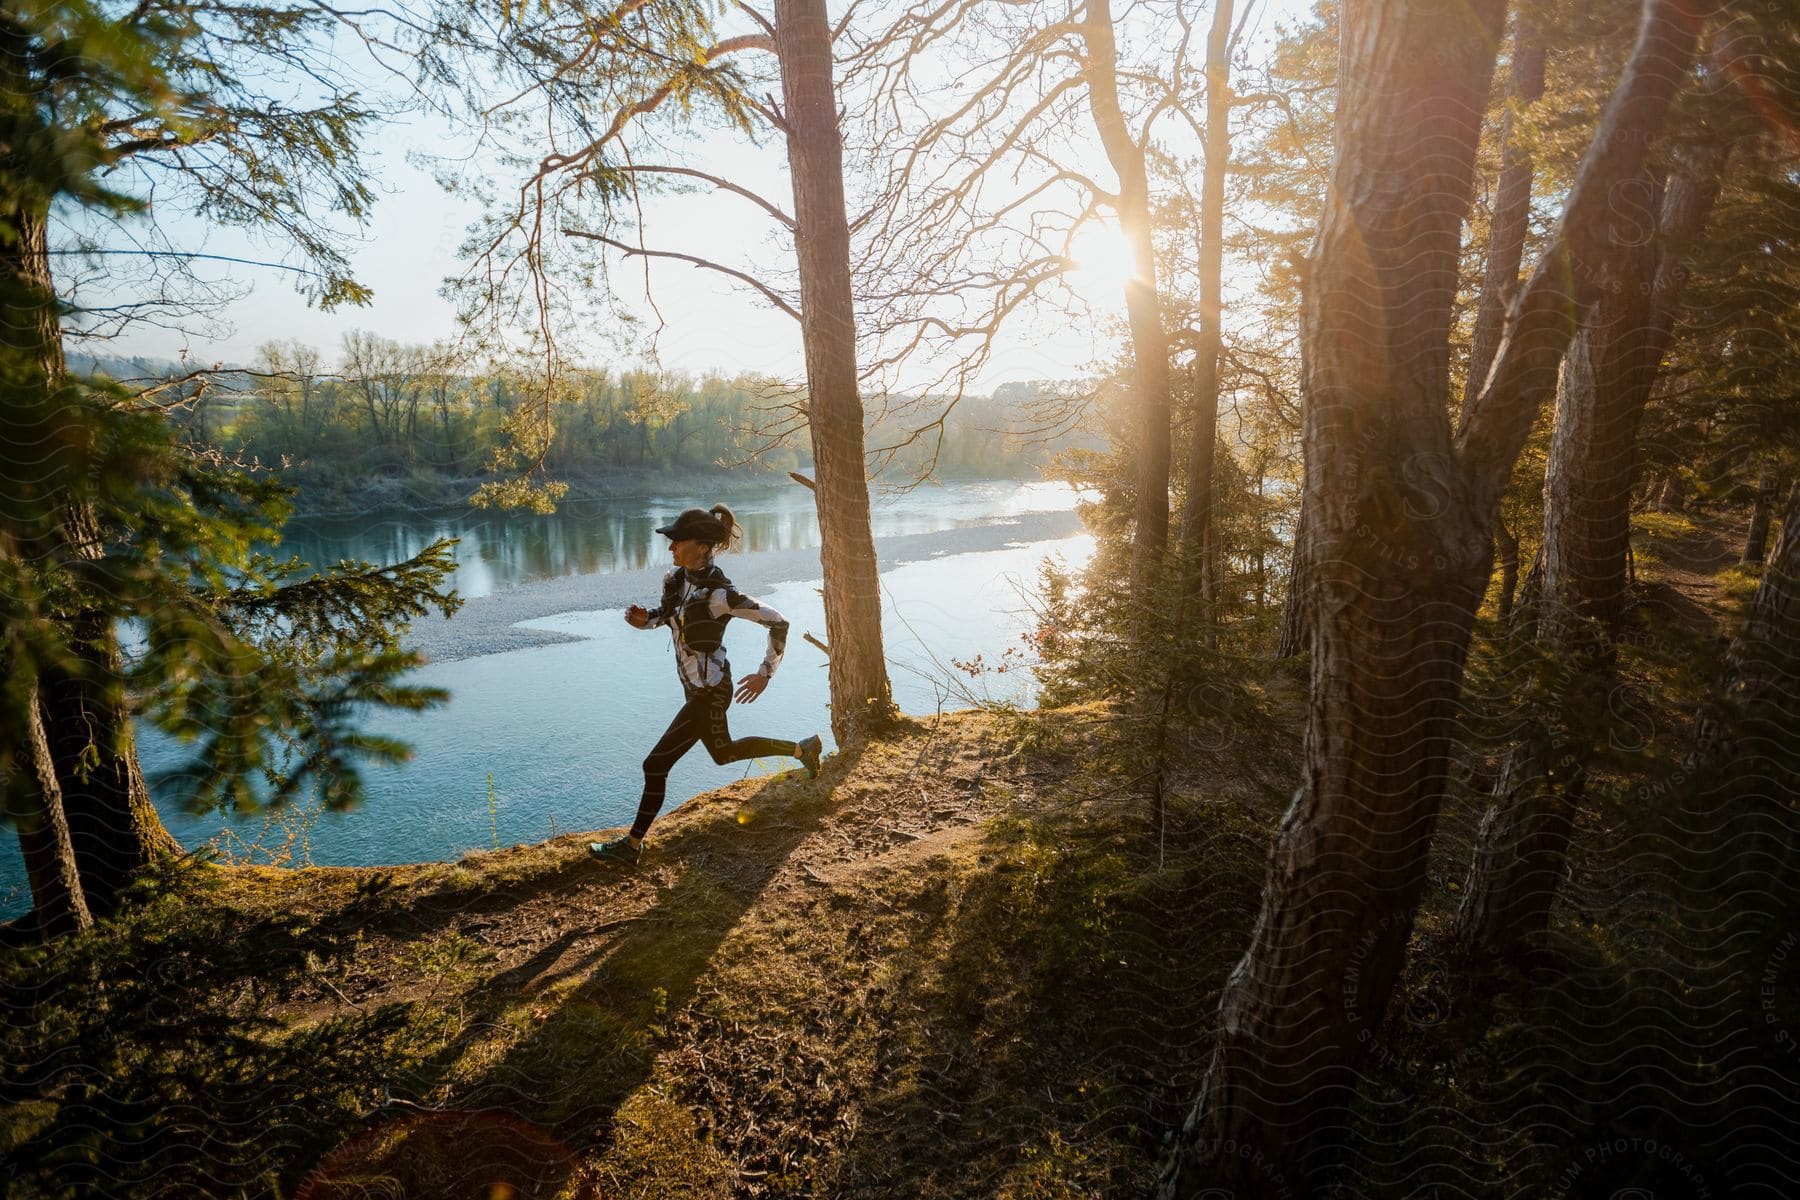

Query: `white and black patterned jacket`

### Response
(645, 563, 789, 692)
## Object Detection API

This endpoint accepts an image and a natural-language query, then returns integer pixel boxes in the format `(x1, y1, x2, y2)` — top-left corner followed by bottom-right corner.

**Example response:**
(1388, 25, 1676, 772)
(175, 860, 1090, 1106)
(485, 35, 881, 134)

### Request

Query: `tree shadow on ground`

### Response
(804, 791, 1270, 1196)
(286, 745, 866, 1199)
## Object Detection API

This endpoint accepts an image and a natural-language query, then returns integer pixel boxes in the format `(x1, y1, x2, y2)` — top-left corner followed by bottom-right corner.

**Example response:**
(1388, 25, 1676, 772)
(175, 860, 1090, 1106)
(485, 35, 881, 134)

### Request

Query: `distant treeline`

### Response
(77, 338, 1092, 509)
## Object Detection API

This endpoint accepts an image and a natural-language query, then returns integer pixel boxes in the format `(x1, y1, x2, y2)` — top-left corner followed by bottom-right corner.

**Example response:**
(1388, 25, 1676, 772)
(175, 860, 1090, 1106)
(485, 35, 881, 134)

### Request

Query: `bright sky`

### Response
(89, 0, 1315, 390)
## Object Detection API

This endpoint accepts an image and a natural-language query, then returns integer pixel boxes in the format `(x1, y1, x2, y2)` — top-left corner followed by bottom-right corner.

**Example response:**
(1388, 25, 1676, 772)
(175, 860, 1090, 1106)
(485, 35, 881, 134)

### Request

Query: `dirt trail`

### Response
(269, 708, 1069, 1027)
(253, 706, 1138, 1195)
(1632, 509, 1749, 638)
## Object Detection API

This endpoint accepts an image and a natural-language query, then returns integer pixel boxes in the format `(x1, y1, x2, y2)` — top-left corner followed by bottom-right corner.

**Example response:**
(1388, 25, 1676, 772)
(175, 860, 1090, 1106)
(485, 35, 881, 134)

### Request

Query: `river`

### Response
(0, 479, 1093, 914)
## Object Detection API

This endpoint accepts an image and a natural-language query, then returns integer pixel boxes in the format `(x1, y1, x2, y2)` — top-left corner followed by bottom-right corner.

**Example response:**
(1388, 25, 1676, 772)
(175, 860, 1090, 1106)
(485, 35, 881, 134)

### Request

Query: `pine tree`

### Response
(1, 0, 457, 936)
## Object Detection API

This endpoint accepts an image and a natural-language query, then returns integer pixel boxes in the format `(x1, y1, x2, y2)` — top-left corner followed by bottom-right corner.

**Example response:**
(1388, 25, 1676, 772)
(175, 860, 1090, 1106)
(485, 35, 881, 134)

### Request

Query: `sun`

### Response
(1064, 220, 1139, 307)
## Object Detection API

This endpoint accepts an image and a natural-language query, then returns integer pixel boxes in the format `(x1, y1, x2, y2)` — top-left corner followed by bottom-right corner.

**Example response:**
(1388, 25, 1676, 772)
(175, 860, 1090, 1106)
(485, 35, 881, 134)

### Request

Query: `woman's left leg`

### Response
(628, 690, 711, 840)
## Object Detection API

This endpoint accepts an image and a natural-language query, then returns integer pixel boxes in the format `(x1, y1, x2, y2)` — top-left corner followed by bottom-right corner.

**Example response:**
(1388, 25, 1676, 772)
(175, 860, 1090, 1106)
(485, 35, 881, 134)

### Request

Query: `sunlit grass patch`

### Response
(1717, 560, 1765, 604)
(1633, 509, 1698, 544)
(592, 1087, 735, 1198)
(998, 1127, 1132, 1199)
(470, 992, 658, 1129)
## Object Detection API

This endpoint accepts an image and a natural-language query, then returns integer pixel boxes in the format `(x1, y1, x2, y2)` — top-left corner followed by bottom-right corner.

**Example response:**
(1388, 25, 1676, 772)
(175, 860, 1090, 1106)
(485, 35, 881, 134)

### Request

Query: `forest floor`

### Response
(1, 696, 1301, 1199)
(2, 509, 1792, 1199)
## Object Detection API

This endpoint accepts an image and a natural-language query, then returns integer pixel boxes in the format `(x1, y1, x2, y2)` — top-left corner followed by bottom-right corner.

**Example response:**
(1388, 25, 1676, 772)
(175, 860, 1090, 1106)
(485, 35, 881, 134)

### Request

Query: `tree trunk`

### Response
(1084, 0, 1173, 621)
(1275, 506, 1308, 660)
(1183, 356, 1219, 644)
(42, 609, 181, 916)
(1458, 214, 1664, 968)
(1158, 2, 1702, 1193)
(1688, 480, 1800, 894)
(1495, 519, 1521, 621)
(0, 104, 94, 939)
(1655, 469, 1685, 511)
(1177, 0, 1235, 643)
(1693, 481, 1799, 763)
(1541, 183, 1663, 631)
(0, 51, 180, 922)
(1743, 466, 1774, 564)
(775, 0, 894, 744)
(1461, 26, 1547, 423)
(1255, 472, 1268, 615)
(1159, 5, 1508, 1192)
(1274, 489, 1317, 662)
(42, 392, 185, 922)
(16, 684, 94, 939)
(360, 381, 384, 446)
(1456, 137, 1731, 967)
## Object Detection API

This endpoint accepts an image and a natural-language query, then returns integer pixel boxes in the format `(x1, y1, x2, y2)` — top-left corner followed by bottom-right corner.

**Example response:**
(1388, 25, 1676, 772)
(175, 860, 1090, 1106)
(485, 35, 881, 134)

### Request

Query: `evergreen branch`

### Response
(533, 34, 775, 184)
(218, 539, 464, 659)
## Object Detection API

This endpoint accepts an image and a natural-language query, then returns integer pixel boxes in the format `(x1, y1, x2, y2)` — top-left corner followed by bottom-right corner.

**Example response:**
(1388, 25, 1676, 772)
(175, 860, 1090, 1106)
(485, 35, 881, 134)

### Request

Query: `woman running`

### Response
(588, 503, 823, 866)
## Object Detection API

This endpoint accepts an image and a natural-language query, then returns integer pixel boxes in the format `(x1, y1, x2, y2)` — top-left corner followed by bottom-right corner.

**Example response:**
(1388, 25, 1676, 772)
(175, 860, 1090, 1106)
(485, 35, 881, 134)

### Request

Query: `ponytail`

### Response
(708, 503, 741, 552)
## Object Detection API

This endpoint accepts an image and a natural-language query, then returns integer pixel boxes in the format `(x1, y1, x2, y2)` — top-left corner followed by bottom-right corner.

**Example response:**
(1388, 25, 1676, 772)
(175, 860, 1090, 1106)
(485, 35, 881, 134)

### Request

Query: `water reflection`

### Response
(281, 480, 1082, 599)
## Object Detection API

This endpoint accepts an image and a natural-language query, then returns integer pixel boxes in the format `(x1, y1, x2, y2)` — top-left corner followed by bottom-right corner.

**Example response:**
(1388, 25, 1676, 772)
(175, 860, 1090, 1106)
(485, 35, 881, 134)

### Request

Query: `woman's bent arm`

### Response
(644, 568, 681, 628)
(713, 585, 789, 678)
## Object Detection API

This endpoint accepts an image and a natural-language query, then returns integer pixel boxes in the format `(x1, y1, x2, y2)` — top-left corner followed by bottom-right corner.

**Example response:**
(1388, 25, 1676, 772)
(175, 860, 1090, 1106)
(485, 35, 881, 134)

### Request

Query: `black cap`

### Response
(655, 507, 730, 543)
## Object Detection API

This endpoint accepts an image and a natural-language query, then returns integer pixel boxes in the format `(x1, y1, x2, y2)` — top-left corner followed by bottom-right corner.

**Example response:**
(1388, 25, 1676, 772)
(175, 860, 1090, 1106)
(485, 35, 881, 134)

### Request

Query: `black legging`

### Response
(631, 681, 797, 839)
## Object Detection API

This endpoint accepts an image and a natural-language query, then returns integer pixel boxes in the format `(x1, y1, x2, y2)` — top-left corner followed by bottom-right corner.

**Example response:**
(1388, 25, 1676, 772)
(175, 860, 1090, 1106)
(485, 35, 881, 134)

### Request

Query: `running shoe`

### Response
(797, 734, 823, 780)
(588, 836, 641, 866)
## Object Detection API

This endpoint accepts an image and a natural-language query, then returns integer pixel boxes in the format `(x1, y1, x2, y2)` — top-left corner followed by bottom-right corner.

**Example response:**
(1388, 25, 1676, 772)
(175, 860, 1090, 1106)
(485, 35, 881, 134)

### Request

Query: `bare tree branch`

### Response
(564, 226, 803, 321)
(607, 163, 795, 228)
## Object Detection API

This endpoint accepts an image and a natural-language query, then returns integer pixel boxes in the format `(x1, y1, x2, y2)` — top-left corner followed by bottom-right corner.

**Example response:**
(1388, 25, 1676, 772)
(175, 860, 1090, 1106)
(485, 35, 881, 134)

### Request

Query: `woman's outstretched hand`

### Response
(734, 673, 769, 704)
(625, 605, 650, 629)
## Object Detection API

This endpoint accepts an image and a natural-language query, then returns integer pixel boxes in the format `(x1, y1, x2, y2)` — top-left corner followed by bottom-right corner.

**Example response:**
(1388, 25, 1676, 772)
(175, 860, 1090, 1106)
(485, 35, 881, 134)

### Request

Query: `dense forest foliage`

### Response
(75, 347, 1081, 509)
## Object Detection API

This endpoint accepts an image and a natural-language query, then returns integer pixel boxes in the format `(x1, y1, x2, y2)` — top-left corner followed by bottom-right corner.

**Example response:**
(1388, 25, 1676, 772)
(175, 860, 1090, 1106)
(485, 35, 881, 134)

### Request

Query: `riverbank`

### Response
(0, 703, 1297, 1197)
(0, 482, 1093, 915)
(281, 464, 1049, 519)
(279, 465, 799, 518)
(406, 507, 1086, 663)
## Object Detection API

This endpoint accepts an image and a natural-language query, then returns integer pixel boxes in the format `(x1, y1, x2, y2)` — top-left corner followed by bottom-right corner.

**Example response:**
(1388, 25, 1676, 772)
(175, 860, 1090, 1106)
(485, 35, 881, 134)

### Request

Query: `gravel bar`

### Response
(407, 509, 1086, 664)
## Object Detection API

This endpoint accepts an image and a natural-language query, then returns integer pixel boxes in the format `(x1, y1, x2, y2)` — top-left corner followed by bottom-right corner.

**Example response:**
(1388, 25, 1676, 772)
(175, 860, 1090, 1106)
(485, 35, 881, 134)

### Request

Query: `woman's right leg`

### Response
(696, 683, 803, 766)
(630, 691, 708, 840)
